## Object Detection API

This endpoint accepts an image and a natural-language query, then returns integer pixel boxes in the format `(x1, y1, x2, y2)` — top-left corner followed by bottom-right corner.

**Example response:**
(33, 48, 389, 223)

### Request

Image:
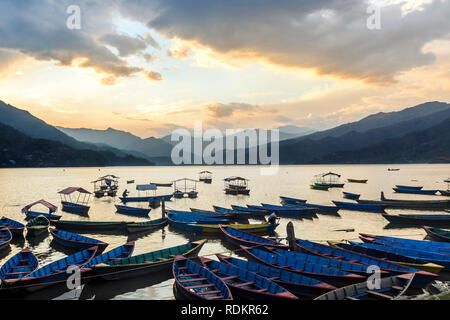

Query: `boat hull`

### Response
(126, 218, 168, 233)
(115, 205, 150, 217)
(61, 202, 90, 215)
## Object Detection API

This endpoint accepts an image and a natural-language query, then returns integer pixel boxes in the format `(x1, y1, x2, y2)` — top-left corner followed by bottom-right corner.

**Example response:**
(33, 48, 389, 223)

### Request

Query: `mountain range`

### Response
(0, 99, 448, 167)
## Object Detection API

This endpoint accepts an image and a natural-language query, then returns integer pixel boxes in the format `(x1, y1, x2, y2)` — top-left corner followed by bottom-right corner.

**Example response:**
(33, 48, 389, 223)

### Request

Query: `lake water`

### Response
(0, 164, 449, 300)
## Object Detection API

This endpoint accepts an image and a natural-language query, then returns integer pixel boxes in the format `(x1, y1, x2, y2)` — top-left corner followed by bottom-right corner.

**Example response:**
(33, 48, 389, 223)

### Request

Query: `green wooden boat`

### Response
(126, 217, 168, 233)
(26, 215, 50, 237)
(310, 184, 329, 191)
(91, 239, 206, 280)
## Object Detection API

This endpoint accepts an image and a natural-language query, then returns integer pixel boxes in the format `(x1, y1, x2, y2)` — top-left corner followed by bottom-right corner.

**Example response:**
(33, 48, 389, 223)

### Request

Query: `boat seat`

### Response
(11, 265, 33, 269)
(366, 290, 392, 300)
(210, 269, 220, 272)
(346, 296, 359, 301)
(234, 281, 255, 288)
(348, 260, 359, 263)
(268, 277, 279, 281)
(221, 275, 239, 281)
(334, 256, 345, 260)
(177, 267, 188, 270)
(198, 290, 221, 295)
(19, 259, 29, 263)
(321, 252, 332, 256)
(185, 283, 216, 289)
(391, 286, 404, 291)
(4, 271, 32, 276)
(179, 277, 208, 283)
(178, 273, 199, 278)
(255, 288, 268, 293)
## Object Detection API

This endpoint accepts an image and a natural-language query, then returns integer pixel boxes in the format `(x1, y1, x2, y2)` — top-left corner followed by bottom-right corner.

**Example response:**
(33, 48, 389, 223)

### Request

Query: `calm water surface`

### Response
(0, 164, 449, 299)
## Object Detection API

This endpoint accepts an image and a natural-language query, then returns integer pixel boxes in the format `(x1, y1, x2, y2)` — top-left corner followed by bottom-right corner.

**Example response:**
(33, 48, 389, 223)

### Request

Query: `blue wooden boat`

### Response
(50, 228, 108, 253)
(115, 205, 151, 217)
(314, 273, 415, 300)
(382, 213, 450, 226)
(393, 188, 438, 195)
(216, 254, 336, 298)
(283, 203, 340, 214)
(200, 256, 298, 300)
(239, 246, 365, 287)
(259, 204, 317, 217)
(0, 228, 12, 251)
(295, 239, 437, 288)
(231, 205, 270, 216)
(19, 247, 98, 291)
(349, 241, 450, 270)
(0, 217, 24, 236)
(396, 185, 423, 190)
(84, 242, 135, 268)
(26, 211, 62, 222)
(360, 234, 450, 255)
(279, 196, 308, 206)
(91, 240, 206, 280)
(343, 192, 361, 200)
(332, 201, 385, 213)
(58, 188, 91, 215)
(61, 201, 90, 215)
(173, 255, 233, 300)
(272, 248, 390, 277)
(22, 200, 61, 222)
(220, 225, 288, 249)
(126, 218, 168, 233)
(330, 241, 445, 274)
(0, 248, 38, 286)
(119, 194, 173, 203)
(168, 212, 230, 225)
(171, 210, 230, 219)
(189, 208, 232, 218)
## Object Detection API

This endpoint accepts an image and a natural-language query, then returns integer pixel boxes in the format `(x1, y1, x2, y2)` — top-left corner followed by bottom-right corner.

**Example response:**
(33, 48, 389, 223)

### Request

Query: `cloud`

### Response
(147, 0, 450, 84)
(145, 70, 163, 81)
(100, 33, 148, 57)
(205, 102, 257, 118)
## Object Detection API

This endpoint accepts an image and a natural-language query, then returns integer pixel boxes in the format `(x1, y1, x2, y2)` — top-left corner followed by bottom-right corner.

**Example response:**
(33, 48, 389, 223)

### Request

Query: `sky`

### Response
(0, 0, 449, 138)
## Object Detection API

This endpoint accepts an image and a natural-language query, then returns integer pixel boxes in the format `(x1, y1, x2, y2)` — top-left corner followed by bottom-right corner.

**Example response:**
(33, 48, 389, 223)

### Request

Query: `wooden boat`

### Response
(310, 184, 329, 191)
(22, 200, 61, 222)
(173, 255, 232, 300)
(91, 240, 206, 280)
(199, 171, 213, 184)
(0, 248, 38, 286)
(50, 228, 108, 253)
(150, 182, 173, 187)
(314, 273, 415, 300)
(357, 192, 450, 210)
(342, 192, 361, 200)
(439, 190, 450, 196)
(239, 246, 365, 287)
(84, 242, 135, 268)
(220, 225, 288, 249)
(282, 201, 340, 214)
(126, 217, 168, 233)
(119, 194, 173, 203)
(212, 206, 255, 219)
(359, 234, 450, 255)
(0, 228, 12, 251)
(313, 172, 344, 188)
(273, 247, 390, 277)
(259, 204, 317, 217)
(59, 187, 92, 215)
(18, 247, 98, 291)
(26, 216, 50, 237)
(331, 241, 444, 274)
(332, 201, 385, 213)
(200, 256, 298, 300)
(51, 220, 127, 232)
(61, 201, 90, 215)
(0, 217, 24, 236)
(168, 212, 230, 225)
(351, 240, 450, 270)
(224, 177, 250, 195)
(347, 179, 368, 184)
(382, 213, 450, 226)
(171, 222, 278, 234)
(127, 180, 135, 184)
(396, 185, 423, 190)
(388, 168, 400, 171)
(171, 210, 230, 219)
(423, 226, 450, 242)
(115, 204, 151, 217)
(393, 188, 438, 195)
(231, 205, 269, 215)
(294, 239, 437, 287)
(279, 196, 307, 206)
(216, 254, 336, 298)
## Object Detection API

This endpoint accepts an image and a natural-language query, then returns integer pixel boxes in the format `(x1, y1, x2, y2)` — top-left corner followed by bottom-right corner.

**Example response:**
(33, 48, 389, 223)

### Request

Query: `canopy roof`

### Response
(173, 178, 199, 183)
(136, 184, 157, 191)
(224, 176, 248, 182)
(58, 187, 91, 195)
(319, 172, 341, 178)
(199, 171, 212, 174)
(101, 174, 119, 179)
(22, 199, 58, 213)
(91, 177, 117, 183)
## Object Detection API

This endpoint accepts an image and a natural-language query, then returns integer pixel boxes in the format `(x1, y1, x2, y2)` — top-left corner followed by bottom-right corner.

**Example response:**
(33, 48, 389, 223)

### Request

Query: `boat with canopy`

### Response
(22, 200, 61, 221)
(224, 177, 250, 195)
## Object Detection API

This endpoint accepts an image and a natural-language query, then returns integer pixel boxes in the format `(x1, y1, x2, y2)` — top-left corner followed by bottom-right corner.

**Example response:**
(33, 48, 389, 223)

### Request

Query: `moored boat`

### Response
(83, 242, 135, 269)
(51, 220, 127, 232)
(168, 212, 230, 225)
(115, 204, 151, 217)
(120, 194, 173, 203)
(332, 201, 385, 213)
(314, 273, 415, 300)
(18, 247, 98, 291)
(220, 225, 288, 249)
(50, 228, 108, 253)
(0, 248, 39, 286)
(26, 216, 50, 237)
(343, 192, 361, 200)
(395, 185, 423, 190)
(171, 222, 278, 234)
(0, 228, 12, 251)
(126, 217, 168, 233)
(382, 213, 450, 226)
(22, 200, 61, 222)
(200, 256, 298, 300)
(357, 192, 450, 210)
(347, 179, 368, 184)
(173, 255, 232, 300)
(393, 188, 438, 195)
(91, 240, 206, 280)
(279, 196, 307, 206)
(216, 254, 337, 298)
(310, 184, 329, 191)
(423, 226, 450, 242)
(0, 217, 24, 236)
(58, 187, 92, 215)
(259, 203, 317, 217)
